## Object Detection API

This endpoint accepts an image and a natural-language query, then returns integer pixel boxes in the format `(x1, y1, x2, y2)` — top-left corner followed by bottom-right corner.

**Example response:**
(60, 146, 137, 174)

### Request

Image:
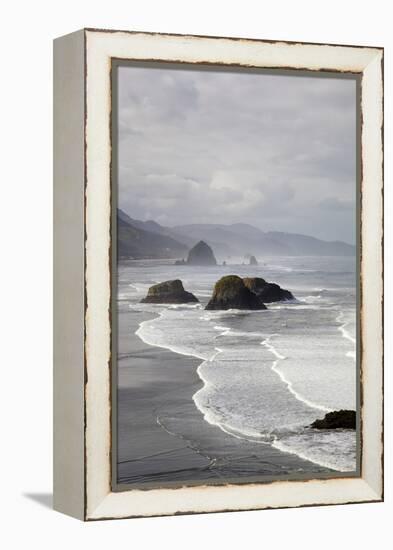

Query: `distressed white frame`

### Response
(81, 29, 383, 520)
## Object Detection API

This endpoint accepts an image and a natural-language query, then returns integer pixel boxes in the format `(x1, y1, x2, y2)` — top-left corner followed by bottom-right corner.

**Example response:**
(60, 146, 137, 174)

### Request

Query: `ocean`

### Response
(117, 256, 357, 476)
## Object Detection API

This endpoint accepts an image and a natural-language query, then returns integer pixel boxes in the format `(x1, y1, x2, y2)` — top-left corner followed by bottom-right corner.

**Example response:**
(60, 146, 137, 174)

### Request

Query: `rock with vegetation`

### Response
(205, 275, 267, 310)
(243, 277, 294, 303)
(310, 410, 356, 430)
(249, 255, 258, 266)
(141, 280, 198, 304)
(187, 241, 217, 266)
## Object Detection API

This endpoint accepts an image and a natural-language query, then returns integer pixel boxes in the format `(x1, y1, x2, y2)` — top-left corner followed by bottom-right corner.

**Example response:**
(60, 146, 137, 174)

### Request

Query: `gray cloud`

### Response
(117, 65, 357, 244)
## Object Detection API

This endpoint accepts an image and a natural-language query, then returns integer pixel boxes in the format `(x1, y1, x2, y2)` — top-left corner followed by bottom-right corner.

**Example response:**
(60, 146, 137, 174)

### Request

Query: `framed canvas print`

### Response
(53, 29, 384, 521)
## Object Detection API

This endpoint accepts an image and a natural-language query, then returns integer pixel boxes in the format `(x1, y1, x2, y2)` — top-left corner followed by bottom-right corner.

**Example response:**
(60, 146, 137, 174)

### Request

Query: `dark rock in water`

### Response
(255, 282, 294, 303)
(205, 275, 267, 310)
(223, 260, 227, 266)
(187, 241, 217, 266)
(174, 259, 186, 265)
(243, 277, 267, 292)
(249, 255, 258, 266)
(243, 277, 294, 303)
(310, 410, 356, 430)
(141, 279, 199, 304)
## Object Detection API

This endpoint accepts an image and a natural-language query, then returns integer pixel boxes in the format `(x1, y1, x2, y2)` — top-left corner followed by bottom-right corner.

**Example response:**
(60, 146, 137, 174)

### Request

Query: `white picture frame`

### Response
(53, 28, 383, 521)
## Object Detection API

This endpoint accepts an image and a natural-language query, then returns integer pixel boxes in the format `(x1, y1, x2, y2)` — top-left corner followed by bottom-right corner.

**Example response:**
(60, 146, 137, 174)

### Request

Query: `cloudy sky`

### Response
(117, 64, 357, 244)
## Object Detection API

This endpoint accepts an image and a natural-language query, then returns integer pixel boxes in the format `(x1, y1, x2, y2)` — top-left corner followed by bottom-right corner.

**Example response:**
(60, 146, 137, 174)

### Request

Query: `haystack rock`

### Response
(243, 277, 294, 303)
(140, 280, 198, 304)
(205, 275, 267, 311)
(249, 255, 258, 266)
(310, 410, 356, 430)
(187, 241, 217, 266)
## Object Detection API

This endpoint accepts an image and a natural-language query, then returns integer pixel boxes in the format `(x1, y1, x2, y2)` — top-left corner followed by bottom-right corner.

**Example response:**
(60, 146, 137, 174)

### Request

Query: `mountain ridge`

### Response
(117, 211, 188, 259)
(117, 208, 355, 259)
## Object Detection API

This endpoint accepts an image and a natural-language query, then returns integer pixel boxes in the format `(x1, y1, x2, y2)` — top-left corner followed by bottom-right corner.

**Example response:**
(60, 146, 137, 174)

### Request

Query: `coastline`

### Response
(117, 307, 334, 487)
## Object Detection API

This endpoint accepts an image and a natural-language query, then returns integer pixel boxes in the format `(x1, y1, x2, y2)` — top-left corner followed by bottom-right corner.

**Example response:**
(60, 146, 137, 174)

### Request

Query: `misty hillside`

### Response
(117, 209, 355, 259)
(118, 209, 196, 247)
(173, 223, 290, 256)
(173, 223, 355, 257)
(117, 211, 187, 259)
(266, 231, 355, 256)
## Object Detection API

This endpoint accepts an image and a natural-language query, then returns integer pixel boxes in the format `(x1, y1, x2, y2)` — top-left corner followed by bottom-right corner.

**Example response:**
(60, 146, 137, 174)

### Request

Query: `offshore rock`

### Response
(141, 279, 199, 304)
(243, 277, 294, 303)
(205, 275, 267, 310)
(310, 410, 356, 430)
(249, 255, 258, 266)
(187, 241, 217, 266)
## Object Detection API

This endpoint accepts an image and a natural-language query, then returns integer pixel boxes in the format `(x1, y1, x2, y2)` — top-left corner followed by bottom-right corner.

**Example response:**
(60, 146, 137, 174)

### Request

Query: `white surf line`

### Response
(135, 310, 261, 444)
(261, 335, 332, 413)
(136, 311, 243, 442)
(336, 310, 356, 361)
(192, 322, 266, 443)
(336, 311, 356, 343)
(193, 350, 272, 446)
(271, 438, 351, 473)
(133, 309, 231, 439)
(193, 346, 223, 399)
(193, 323, 272, 443)
(136, 311, 207, 361)
(212, 422, 270, 445)
(213, 325, 231, 337)
(136, 309, 232, 431)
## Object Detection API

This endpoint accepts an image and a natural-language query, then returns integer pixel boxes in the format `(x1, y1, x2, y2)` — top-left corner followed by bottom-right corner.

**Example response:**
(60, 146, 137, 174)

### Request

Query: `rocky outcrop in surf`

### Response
(310, 410, 356, 430)
(141, 280, 199, 304)
(205, 275, 267, 310)
(243, 277, 294, 303)
(249, 255, 258, 266)
(186, 241, 217, 266)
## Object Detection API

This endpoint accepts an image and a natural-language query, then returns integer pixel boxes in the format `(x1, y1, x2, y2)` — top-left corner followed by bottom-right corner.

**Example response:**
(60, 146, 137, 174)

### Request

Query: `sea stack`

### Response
(205, 275, 267, 310)
(249, 255, 258, 266)
(187, 240, 217, 266)
(310, 410, 356, 430)
(243, 277, 294, 303)
(141, 280, 199, 304)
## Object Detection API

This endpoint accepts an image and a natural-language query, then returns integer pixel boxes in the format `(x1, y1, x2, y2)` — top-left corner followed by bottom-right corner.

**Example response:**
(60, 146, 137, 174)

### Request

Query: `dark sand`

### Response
(116, 310, 332, 487)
